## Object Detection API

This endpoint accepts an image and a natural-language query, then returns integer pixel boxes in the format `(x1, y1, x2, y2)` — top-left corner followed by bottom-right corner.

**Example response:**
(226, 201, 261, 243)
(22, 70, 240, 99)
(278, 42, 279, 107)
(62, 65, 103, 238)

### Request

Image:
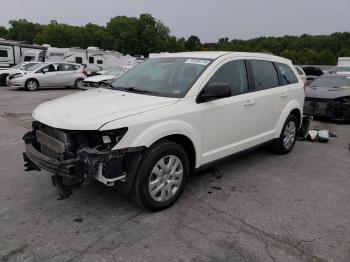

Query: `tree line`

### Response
(0, 14, 349, 65)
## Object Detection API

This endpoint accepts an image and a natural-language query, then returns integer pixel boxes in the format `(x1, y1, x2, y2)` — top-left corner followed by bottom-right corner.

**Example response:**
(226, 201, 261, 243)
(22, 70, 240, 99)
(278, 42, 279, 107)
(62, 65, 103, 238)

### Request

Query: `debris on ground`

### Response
(298, 115, 338, 143)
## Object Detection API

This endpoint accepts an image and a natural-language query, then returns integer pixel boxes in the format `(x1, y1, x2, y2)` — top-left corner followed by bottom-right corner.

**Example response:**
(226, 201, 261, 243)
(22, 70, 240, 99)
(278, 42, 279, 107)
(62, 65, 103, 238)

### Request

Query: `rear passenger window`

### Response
(75, 57, 83, 64)
(207, 60, 248, 96)
(275, 63, 298, 85)
(250, 60, 279, 90)
(59, 64, 76, 71)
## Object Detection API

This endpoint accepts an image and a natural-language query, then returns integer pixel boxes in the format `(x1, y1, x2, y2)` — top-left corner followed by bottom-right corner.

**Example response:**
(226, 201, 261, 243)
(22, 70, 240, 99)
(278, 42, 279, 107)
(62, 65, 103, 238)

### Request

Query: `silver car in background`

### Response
(7, 62, 87, 91)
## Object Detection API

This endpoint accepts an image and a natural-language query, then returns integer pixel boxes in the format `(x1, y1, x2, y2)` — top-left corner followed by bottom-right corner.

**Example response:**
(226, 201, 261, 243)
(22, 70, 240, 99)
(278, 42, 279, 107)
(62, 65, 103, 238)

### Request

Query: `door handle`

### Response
(280, 92, 288, 97)
(244, 100, 255, 106)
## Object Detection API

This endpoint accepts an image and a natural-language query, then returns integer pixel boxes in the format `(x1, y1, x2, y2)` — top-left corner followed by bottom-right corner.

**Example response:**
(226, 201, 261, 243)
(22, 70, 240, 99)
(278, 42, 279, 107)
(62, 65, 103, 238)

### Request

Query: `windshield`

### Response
(106, 68, 128, 76)
(22, 63, 38, 71)
(109, 57, 212, 97)
(11, 64, 22, 69)
(29, 63, 47, 72)
(310, 76, 350, 88)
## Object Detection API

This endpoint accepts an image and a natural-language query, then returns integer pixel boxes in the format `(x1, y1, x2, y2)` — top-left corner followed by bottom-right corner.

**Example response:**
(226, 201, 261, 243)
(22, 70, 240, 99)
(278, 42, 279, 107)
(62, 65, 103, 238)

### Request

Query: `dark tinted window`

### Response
(275, 63, 298, 85)
(75, 57, 83, 64)
(59, 64, 78, 71)
(250, 60, 279, 90)
(24, 56, 35, 62)
(0, 50, 8, 57)
(89, 57, 94, 64)
(207, 60, 248, 96)
(97, 60, 103, 64)
(302, 67, 324, 76)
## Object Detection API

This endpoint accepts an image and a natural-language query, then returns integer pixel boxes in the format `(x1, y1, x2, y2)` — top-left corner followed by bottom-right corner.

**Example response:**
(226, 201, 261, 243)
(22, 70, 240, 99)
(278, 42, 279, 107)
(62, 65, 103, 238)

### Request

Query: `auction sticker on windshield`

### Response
(185, 59, 211, 65)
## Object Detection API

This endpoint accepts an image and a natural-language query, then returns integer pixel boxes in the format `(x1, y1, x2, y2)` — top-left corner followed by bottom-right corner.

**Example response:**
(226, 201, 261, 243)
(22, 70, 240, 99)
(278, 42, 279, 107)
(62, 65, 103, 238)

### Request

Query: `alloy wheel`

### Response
(148, 155, 184, 202)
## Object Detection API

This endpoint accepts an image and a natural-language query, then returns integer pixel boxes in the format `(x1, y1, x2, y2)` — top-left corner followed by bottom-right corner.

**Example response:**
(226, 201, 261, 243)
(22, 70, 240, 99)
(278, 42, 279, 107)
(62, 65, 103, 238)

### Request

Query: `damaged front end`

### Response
(23, 121, 143, 199)
(304, 96, 350, 121)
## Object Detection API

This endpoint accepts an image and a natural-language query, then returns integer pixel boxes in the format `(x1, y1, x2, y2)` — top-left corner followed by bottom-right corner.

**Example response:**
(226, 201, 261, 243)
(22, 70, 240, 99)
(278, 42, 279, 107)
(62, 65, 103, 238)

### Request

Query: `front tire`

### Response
(74, 78, 84, 89)
(131, 141, 190, 211)
(271, 114, 298, 154)
(25, 79, 39, 91)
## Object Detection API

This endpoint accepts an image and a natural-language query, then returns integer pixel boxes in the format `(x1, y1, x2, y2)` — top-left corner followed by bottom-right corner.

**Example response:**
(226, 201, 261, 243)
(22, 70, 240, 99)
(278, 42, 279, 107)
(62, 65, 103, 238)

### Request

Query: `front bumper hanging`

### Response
(23, 130, 144, 198)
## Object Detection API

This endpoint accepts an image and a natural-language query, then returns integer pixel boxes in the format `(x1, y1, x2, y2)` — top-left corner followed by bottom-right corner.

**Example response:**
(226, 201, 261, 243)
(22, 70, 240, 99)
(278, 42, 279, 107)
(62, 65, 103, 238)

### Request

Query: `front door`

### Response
(199, 59, 256, 164)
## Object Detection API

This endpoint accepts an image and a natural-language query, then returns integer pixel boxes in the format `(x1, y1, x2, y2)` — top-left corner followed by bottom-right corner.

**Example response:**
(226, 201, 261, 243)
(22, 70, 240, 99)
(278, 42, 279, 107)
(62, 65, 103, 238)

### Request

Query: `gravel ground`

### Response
(0, 86, 349, 262)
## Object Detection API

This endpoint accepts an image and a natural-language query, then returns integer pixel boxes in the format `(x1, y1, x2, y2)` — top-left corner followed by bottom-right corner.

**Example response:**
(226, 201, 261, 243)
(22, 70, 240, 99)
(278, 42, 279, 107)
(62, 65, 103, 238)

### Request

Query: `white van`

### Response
(23, 52, 304, 211)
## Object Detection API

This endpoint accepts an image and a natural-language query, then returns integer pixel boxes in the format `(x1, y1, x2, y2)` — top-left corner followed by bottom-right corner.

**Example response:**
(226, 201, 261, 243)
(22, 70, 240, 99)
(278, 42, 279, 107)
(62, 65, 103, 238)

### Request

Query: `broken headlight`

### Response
(100, 127, 128, 149)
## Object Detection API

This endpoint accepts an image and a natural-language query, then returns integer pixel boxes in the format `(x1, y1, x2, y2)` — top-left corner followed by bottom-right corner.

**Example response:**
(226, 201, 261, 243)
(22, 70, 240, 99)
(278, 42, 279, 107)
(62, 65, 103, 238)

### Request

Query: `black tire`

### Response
(131, 141, 190, 211)
(270, 114, 298, 154)
(25, 79, 39, 91)
(0, 74, 8, 86)
(74, 78, 84, 89)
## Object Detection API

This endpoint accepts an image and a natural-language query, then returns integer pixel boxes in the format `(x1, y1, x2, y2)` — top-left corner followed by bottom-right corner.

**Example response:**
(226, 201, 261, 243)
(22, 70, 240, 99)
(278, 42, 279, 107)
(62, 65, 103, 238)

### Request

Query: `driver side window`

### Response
(207, 60, 248, 96)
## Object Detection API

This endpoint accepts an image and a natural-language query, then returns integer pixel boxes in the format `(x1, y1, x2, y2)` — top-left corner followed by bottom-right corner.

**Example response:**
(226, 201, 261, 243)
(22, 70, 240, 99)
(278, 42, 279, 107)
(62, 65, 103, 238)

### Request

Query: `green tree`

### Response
(185, 35, 201, 51)
(0, 26, 7, 38)
(7, 19, 42, 42)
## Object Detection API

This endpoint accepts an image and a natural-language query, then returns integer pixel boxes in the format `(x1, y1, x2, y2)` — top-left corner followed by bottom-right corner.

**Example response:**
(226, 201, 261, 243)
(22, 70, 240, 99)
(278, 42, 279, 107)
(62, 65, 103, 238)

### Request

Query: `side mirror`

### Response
(197, 82, 231, 103)
(42, 68, 49, 74)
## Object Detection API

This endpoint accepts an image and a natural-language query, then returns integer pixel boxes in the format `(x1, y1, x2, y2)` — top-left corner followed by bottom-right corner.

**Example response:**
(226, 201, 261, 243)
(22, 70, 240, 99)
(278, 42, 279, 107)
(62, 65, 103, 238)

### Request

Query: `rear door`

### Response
(246, 59, 286, 143)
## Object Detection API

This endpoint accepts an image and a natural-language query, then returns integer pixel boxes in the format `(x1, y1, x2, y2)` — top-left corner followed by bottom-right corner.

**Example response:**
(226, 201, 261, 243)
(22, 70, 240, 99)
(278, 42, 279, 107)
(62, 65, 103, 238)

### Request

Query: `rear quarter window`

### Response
(275, 63, 299, 85)
(250, 60, 279, 90)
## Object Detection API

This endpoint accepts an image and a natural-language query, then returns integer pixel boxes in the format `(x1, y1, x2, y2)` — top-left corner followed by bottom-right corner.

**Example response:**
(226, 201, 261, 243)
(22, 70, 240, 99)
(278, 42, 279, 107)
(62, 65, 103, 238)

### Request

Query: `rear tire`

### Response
(270, 114, 298, 154)
(25, 79, 39, 91)
(131, 141, 190, 211)
(74, 78, 84, 89)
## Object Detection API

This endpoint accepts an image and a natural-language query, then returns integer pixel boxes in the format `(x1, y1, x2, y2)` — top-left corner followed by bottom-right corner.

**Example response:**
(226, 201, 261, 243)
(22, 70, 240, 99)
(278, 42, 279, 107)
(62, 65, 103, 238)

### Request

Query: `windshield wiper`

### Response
(118, 86, 158, 95)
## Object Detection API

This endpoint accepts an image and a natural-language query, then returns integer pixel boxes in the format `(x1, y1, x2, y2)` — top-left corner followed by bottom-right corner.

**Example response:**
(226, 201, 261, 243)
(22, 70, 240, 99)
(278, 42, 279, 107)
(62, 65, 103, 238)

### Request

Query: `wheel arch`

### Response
(150, 134, 197, 175)
(274, 100, 302, 138)
(25, 78, 40, 87)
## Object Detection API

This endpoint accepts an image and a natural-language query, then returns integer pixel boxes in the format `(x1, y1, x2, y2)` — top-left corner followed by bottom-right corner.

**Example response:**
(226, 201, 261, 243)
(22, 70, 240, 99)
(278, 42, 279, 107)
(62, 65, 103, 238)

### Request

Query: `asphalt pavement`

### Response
(0, 86, 349, 262)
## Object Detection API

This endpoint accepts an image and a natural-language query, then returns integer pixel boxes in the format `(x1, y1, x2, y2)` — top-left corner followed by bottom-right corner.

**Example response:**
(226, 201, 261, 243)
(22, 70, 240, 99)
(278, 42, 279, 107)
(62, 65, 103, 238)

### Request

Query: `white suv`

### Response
(23, 52, 304, 211)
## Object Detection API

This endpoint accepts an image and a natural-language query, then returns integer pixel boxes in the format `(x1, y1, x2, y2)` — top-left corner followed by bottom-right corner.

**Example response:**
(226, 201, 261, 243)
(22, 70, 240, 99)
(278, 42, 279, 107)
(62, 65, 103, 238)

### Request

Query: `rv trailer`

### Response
(35, 46, 137, 75)
(0, 39, 47, 69)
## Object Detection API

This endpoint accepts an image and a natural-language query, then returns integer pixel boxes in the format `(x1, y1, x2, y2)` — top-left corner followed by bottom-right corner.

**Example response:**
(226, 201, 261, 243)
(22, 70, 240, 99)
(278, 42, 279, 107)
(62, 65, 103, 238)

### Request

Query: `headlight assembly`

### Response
(101, 127, 128, 149)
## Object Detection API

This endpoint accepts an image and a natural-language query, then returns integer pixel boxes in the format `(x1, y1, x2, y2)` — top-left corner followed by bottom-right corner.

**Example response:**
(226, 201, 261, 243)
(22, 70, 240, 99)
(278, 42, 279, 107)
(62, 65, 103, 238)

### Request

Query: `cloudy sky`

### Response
(1, 0, 349, 42)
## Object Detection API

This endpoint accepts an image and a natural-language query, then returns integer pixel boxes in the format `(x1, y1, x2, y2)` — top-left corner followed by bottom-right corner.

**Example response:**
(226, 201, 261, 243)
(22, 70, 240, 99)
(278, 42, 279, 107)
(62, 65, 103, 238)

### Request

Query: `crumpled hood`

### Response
(33, 88, 179, 130)
(84, 74, 115, 83)
(306, 86, 350, 99)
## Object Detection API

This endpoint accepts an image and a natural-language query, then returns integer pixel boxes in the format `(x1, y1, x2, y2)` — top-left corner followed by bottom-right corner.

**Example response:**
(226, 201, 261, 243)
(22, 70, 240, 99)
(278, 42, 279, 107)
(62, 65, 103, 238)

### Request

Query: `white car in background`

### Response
(83, 67, 131, 88)
(0, 62, 40, 86)
(7, 62, 87, 91)
(23, 52, 304, 211)
(295, 66, 307, 84)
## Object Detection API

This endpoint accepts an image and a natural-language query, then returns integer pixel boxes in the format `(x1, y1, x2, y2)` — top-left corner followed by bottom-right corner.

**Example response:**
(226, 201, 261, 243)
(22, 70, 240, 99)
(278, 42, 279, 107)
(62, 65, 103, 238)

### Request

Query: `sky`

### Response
(1, 0, 350, 42)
